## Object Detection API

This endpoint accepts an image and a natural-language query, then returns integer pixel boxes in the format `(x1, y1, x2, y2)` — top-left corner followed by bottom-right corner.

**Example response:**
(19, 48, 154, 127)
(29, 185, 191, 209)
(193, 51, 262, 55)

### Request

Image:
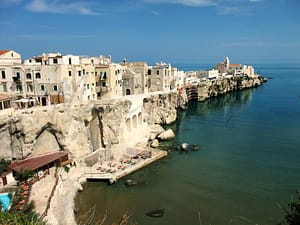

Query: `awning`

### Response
(10, 152, 68, 173)
(12, 98, 35, 103)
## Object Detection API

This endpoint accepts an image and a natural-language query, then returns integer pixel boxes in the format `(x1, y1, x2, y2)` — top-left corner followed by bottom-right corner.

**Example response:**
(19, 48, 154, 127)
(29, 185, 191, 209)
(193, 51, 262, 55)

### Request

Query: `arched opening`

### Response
(138, 112, 142, 126)
(126, 118, 131, 132)
(132, 115, 137, 129)
(126, 89, 131, 95)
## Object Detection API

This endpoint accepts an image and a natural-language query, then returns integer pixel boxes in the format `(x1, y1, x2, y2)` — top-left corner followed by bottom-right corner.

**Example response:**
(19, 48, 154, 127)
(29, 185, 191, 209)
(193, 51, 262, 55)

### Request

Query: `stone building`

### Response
(0, 50, 23, 102)
(215, 56, 255, 77)
(95, 60, 125, 98)
(147, 62, 172, 92)
(121, 62, 148, 96)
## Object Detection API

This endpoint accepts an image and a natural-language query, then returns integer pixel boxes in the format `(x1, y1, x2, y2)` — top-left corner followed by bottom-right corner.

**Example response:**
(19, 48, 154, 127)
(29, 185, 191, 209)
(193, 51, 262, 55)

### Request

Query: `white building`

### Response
(0, 50, 24, 102)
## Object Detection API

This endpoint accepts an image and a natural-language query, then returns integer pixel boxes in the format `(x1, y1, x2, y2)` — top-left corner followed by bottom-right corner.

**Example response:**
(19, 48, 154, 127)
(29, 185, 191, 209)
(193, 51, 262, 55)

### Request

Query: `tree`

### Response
(0, 158, 10, 176)
(278, 191, 300, 225)
(15, 169, 34, 182)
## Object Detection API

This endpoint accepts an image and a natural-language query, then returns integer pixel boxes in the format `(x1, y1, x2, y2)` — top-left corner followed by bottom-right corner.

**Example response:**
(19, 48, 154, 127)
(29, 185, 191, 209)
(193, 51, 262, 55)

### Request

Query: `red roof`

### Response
(229, 64, 242, 67)
(0, 50, 10, 56)
(10, 152, 68, 173)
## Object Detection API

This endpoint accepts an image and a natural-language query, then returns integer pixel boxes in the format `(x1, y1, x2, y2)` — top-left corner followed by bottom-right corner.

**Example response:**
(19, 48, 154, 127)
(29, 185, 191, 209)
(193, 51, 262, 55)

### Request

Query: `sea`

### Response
(75, 64, 300, 225)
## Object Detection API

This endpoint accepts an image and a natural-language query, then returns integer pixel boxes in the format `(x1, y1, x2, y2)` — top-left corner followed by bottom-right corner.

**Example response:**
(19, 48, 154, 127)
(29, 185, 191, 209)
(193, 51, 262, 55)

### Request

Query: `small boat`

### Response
(146, 209, 164, 218)
(124, 179, 137, 186)
(191, 144, 199, 151)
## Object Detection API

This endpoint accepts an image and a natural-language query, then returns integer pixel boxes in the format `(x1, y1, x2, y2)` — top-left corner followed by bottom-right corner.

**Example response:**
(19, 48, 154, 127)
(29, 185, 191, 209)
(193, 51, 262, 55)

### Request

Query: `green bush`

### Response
(0, 211, 45, 225)
(15, 169, 34, 182)
(0, 158, 10, 176)
(278, 191, 300, 225)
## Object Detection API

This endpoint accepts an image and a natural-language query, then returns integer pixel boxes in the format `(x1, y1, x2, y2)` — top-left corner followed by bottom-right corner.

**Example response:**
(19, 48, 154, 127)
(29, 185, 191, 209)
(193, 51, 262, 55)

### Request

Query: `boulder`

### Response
(158, 129, 175, 140)
(165, 114, 176, 125)
(151, 139, 159, 148)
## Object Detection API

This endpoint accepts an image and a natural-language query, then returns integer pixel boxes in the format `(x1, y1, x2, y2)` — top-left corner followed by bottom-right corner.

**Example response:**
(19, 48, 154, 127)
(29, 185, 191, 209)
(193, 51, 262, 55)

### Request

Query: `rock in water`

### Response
(146, 209, 164, 218)
(124, 179, 137, 186)
(158, 128, 175, 140)
(191, 144, 199, 151)
(150, 139, 159, 148)
(181, 143, 189, 151)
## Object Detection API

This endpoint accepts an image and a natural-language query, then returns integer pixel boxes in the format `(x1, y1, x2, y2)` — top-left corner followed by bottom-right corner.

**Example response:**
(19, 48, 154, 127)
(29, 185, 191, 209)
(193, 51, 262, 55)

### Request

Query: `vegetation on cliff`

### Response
(277, 191, 300, 225)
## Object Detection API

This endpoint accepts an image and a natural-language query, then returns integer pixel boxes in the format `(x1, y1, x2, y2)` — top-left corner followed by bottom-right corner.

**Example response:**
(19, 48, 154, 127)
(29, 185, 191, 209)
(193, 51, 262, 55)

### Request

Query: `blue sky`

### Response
(1, 0, 300, 64)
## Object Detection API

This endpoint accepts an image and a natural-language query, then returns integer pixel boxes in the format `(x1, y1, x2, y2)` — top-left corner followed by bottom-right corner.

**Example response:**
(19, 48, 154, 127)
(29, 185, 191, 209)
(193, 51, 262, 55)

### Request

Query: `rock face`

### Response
(0, 100, 132, 160)
(143, 93, 178, 125)
(0, 76, 265, 161)
(188, 76, 265, 102)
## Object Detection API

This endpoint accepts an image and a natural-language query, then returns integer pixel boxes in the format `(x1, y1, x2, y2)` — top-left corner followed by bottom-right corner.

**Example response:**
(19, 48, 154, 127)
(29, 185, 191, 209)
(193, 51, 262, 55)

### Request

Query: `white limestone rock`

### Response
(151, 139, 159, 148)
(158, 128, 175, 140)
(165, 113, 176, 125)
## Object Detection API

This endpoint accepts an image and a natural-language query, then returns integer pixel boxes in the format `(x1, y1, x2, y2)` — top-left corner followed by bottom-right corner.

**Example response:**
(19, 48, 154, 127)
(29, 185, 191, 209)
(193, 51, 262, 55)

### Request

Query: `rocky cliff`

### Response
(0, 93, 177, 161)
(189, 76, 265, 101)
(0, 100, 133, 160)
(0, 76, 265, 161)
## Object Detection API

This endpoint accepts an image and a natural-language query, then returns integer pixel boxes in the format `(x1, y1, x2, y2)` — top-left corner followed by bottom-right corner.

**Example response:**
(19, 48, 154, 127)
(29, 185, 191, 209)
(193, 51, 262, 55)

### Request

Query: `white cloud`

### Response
(26, 0, 100, 15)
(144, 0, 217, 7)
(217, 6, 251, 15)
(151, 10, 160, 15)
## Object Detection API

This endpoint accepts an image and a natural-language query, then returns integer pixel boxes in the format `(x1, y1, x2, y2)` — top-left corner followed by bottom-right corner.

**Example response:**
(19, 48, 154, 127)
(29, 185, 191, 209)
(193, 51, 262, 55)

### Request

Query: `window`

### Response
(102, 82, 106, 87)
(69, 58, 72, 65)
(86, 84, 90, 90)
(53, 85, 58, 91)
(2, 83, 7, 92)
(36, 72, 41, 79)
(148, 69, 151, 75)
(16, 84, 22, 91)
(156, 70, 159, 75)
(53, 58, 58, 64)
(27, 84, 33, 92)
(68, 71, 72, 77)
(26, 73, 32, 79)
(16, 72, 20, 78)
(40, 84, 45, 91)
(83, 69, 85, 75)
(1, 71, 5, 79)
(78, 71, 81, 77)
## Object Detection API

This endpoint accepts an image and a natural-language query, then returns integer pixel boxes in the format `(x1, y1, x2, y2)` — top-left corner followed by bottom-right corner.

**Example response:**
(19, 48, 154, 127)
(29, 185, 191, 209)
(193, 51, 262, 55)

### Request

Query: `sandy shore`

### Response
(29, 148, 167, 225)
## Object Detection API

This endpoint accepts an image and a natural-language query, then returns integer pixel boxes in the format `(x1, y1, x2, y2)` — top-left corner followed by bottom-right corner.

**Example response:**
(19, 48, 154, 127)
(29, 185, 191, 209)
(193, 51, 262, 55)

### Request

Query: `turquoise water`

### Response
(75, 64, 300, 225)
(0, 193, 11, 212)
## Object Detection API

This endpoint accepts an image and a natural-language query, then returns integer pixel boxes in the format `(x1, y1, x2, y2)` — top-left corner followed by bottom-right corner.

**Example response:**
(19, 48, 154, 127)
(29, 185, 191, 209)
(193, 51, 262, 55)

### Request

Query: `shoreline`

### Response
(21, 75, 266, 225)
(37, 148, 168, 225)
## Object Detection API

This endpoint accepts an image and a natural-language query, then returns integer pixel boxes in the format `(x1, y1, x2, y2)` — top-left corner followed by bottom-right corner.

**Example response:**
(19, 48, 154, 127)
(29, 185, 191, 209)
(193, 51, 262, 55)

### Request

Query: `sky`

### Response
(1, 0, 300, 65)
